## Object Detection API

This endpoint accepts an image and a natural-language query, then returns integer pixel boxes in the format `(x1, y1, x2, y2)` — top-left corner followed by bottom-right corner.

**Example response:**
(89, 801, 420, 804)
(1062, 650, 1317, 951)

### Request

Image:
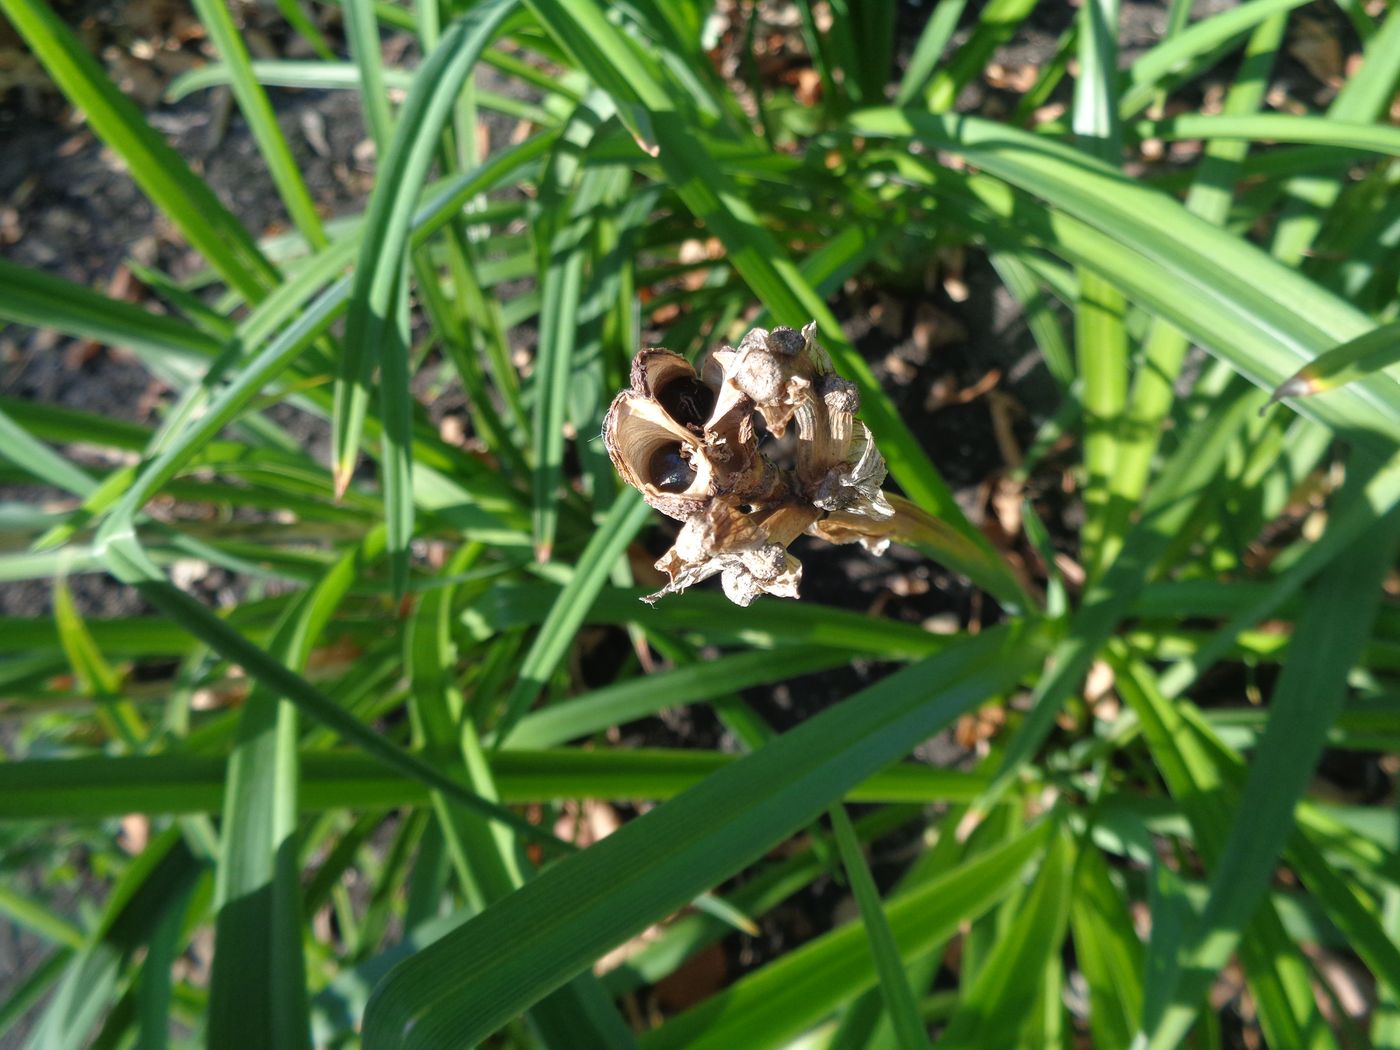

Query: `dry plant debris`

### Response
(605, 322, 934, 606)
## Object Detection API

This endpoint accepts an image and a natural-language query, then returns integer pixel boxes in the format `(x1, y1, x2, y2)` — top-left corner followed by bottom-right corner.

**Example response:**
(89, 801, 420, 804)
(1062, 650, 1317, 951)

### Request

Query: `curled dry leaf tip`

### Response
(603, 322, 924, 605)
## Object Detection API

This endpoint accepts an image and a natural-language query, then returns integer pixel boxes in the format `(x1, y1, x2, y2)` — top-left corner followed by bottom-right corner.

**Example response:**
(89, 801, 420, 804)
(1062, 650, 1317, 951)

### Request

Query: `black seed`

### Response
(656, 376, 716, 430)
(649, 443, 696, 493)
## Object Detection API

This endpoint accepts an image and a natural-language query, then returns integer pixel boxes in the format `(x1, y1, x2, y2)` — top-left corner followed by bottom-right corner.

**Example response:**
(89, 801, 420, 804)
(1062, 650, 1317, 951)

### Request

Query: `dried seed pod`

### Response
(648, 501, 804, 607)
(606, 321, 905, 604)
(606, 348, 778, 516)
(631, 349, 717, 432)
(603, 389, 713, 521)
(712, 326, 821, 439)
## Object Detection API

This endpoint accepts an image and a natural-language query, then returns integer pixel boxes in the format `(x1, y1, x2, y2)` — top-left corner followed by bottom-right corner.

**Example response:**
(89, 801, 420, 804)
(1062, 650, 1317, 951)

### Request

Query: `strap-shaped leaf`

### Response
(644, 819, 1056, 1050)
(1113, 656, 1339, 1048)
(502, 644, 861, 749)
(531, 93, 620, 561)
(830, 805, 931, 1050)
(208, 532, 386, 1048)
(851, 108, 1400, 453)
(1070, 843, 1145, 1050)
(1134, 113, 1400, 157)
(93, 529, 560, 851)
(1141, 472, 1400, 1048)
(934, 828, 1075, 1049)
(1269, 319, 1400, 406)
(1096, 12, 1284, 575)
(1071, 0, 1128, 579)
(0, 750, 989, 821)
(364, 623, 1049, 1045)
(190, 0, 326, 251)
(1117, 0, 1312, 116)
(493, 492, 650, 741)
(332, 0, 516, 551)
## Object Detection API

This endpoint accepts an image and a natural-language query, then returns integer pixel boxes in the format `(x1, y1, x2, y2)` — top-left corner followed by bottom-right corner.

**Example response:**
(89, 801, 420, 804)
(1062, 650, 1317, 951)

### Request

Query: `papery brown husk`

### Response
(603, 322, 904, 604)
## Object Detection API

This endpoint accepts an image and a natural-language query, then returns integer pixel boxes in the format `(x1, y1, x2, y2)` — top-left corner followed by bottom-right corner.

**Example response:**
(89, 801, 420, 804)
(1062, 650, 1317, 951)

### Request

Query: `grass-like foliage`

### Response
(2, 0, 1400, 1046)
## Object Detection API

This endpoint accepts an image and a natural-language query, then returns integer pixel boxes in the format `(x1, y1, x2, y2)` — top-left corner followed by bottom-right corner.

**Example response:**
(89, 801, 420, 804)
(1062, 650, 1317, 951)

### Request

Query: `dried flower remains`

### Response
(603, 322, 911, 606)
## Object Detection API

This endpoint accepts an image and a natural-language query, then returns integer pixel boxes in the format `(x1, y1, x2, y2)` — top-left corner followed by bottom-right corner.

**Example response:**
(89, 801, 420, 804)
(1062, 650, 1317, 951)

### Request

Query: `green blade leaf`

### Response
(1096, 12, 1285, 574)
(52, 578, 145, 749)
(209, 532, 382, 1048)
(974, 381, 1258, 807)
(643, 819, 1055, 1050)
(376, 272, 414, 596)
(0, 257, 222, 370)
(830, 805, 931, 1050)
(92, 529, 561, 851)
(987, 252, 1074, 389)
(1072, 0, 1128, 578)
(102, 277, 349, 530)
(531, 93, 618, 561)
(1070, 843, 1145, 1050)
(1133, 113, 1400, 158)
(468, 581, 958, 659)
(494, 491, 650, 741)
(1141, 471, 1400, 1049)
(1113, 657, 1339, 1049)
(0, 750, 991, 821)
(1118, 0, 1312, 117)
(190, 0, 327, 250)
(895, 0, 968, 107)
(0, 404, 96, 498)
(1268, 319, 1400, 408)
(333, 0, 515, 498)
(33, 829, 203, 1050)
(1268, 4, 1400, 267)
(209, 686, 310, 1049)
(0, 884, 84, 951)
(343, 0, 394, 151)
(363, 623, 1049, 1045)
(923, 0, 1038, 113)
(166, 59, 555, 123)
(502, 644, 860, 749)
(51, 579, 122, 698)
(933, 828, 1074, 1049)
(850, 108, 1400, 453)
